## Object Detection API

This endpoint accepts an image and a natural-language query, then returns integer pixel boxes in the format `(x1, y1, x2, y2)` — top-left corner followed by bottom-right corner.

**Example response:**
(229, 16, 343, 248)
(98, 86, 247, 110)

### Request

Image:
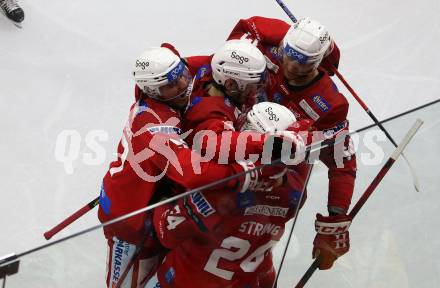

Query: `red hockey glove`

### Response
(269, 128, 307, 166)
(313, 213, 351, 270)
(236, 160, 286, 193)
(319, 41, 340, 76)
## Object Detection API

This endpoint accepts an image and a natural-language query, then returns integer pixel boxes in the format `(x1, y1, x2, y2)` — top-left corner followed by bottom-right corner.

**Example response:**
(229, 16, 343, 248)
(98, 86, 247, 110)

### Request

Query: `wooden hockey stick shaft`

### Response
(294, 119, 423, 288)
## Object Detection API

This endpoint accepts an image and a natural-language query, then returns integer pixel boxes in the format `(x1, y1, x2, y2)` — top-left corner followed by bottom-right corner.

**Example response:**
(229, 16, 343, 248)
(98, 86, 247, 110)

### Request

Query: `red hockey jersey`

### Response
(98, 97, 249, 247)
(227, 16, 356, 212)
(183, 57, 266, 162)
(153, 170, 306, 288)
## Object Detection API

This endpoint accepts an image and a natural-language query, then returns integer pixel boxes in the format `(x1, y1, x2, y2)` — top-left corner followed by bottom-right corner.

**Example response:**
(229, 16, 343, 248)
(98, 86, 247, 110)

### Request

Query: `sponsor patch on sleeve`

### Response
(190, 192, 216, 217)
(187, 96, 202, 111)
(299, 99, 320, 121)
(99, 183, 111, 215)
(195, 65, 211, 80)
(165, 267, 176, 284)
(136, 99, 149, 115)
(322, 120, 348, 139)
(147, 125, 182, 135)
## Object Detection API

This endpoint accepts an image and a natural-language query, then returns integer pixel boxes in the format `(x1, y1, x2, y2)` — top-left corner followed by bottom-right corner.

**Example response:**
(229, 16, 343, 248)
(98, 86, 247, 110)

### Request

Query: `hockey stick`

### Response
(274, 0, 421, 192)
(294, 119, 423, 288)
(272, 164, 314, 288)
(43, 197, 99, 240)
(41, 129, 340, 241)
(4, 132, 345, 268)
(328, 66, 421, 192)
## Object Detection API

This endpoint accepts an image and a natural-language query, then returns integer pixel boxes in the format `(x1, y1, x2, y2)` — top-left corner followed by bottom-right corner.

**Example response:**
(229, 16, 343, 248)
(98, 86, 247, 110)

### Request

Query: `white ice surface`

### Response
(0, 0, 439, 287)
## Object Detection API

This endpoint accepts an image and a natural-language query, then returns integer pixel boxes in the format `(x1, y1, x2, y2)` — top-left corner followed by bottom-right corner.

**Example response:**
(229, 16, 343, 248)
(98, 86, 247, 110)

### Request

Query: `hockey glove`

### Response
(269, 120, 311, 165)
(237, 160, 286, 193)
(312, 213, 351, 270)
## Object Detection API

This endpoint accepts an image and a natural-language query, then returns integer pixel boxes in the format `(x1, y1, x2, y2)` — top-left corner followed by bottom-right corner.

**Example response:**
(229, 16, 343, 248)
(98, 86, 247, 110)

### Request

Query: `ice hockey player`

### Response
(226, 16, 356, 270)
(144, 102, 317, 288)
(97, 46, 295, 288)
(0, 0, 24, 24)
(180, 39, 309, 174)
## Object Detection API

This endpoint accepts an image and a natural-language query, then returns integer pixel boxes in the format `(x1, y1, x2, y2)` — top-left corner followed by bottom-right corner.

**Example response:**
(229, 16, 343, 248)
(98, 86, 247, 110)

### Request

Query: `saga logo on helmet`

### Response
(135, 60, 149, 70)
(231, 51, 249, 64)
(319, 32, 330, 44)
(265, 107, 279, 122)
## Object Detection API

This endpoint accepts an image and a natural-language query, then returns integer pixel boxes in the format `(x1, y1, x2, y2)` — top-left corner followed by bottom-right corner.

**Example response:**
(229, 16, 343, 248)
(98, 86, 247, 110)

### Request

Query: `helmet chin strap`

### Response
(182, 77, 196, 113)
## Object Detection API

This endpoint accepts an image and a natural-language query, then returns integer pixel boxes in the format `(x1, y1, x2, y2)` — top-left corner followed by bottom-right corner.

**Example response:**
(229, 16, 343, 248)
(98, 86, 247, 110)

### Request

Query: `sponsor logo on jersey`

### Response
(244, 205, 289, 217)
(299, 99, 320, 121)
(288, 190, 302, 208)
(231, 51, 249, 64)
(99, 183, 111, 215)
(111, 239, 131, 283)
(268, 46, 282, 59)
(322, 120, 348, 139)
(190, 192, 215, 217)
(187, 96, 202, 111)
(265, 195, 280, 200)
(273, 93, 282, 104)
(279, 84, 290, 96)
(146, 125, 182, 135)
(165, 267, 175, 284)
(183, 197, 208, 232)
(311, 95, 331, 113)
(136, 99, 149, 115)
(195, 64, 211, 80)
(250, 21, 262, 41)
(237, 190, 255, 208)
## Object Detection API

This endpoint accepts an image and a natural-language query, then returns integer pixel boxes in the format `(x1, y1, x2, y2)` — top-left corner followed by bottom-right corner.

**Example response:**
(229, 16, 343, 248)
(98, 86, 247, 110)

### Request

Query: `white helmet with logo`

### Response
(242, 102, 296, 133)
(133, 47, 190, 98)
(281, 17, 332, 68)
(211, 39, 267, 91)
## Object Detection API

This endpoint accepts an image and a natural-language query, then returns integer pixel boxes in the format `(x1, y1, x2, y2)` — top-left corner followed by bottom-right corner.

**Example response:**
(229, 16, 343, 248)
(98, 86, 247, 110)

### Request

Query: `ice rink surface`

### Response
(0, 0, 439, 287)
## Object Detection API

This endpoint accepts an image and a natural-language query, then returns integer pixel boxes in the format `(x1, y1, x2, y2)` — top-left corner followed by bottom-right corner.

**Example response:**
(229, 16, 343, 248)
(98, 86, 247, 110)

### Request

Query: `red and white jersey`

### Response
(227, 16, 356, 212)
(98, 96, 248, 247)
(153, 170, 306, 288)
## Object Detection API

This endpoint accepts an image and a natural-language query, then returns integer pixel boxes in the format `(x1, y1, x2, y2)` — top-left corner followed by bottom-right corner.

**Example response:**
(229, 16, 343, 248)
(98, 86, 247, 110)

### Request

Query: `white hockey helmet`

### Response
(242, 102, 296, 133)
(281, 17, 332, 68)
(211, 39, 267, 92)
(133, 47, 191, 100)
